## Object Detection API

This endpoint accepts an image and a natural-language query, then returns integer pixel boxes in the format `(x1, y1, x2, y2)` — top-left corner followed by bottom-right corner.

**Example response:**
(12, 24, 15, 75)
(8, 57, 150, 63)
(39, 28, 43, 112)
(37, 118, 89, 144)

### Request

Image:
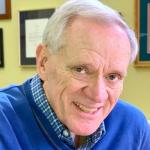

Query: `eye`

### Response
(73, 66, 87, 74)
(106, 73, 121, 81)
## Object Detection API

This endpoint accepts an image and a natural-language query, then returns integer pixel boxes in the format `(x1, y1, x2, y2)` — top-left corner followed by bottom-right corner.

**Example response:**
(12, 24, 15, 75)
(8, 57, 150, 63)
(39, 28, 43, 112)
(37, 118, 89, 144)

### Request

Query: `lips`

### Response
(74, 101, 99, 113)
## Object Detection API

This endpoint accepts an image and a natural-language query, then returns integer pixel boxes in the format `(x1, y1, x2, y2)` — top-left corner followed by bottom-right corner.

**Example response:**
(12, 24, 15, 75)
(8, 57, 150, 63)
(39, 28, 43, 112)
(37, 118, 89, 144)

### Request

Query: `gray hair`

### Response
(42, 0, 138, 63)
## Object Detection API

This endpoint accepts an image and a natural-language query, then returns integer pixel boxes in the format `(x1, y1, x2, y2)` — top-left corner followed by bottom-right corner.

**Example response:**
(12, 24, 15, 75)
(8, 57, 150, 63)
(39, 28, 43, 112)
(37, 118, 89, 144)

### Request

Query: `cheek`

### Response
(43, 70, 66, 106)
(106, 82, 124, 108)
(114, 86, 123, 99)
(111, 81, 124, 97)
(117, 81, 124, 96)
(67, 78, 88, 91)
(46, 73, 76, 104)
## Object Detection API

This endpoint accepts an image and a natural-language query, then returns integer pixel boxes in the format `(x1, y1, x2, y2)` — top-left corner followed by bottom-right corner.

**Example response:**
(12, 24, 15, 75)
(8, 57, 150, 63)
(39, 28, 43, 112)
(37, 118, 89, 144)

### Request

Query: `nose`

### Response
(83, 77, 108, 103)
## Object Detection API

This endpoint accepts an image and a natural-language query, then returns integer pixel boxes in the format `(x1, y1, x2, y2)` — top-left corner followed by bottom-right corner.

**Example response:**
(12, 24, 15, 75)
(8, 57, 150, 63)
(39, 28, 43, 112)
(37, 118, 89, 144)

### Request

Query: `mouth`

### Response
(73, 101, 100, 114)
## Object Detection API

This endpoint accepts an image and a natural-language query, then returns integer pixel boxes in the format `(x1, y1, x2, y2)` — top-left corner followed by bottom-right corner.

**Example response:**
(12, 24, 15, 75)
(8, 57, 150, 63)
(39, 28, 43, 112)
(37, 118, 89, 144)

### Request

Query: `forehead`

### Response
(60, 17, 131, 65)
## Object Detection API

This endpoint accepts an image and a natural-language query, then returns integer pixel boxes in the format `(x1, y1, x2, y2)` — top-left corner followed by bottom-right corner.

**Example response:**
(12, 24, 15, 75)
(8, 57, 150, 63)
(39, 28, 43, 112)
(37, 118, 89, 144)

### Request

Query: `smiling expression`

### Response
(37, 17, 131, 136)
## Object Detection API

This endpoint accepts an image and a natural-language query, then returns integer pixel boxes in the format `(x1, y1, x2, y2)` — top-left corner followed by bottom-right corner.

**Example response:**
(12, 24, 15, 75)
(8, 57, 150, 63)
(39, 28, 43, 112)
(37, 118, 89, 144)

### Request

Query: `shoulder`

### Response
(0, 85, 21, 105)
(0, 79, 32, 112)
(0, 79, 34, 129)
(105, 100, 149, 130)
(0, 85, 23, 104)
(0, 79, 40, 150)
(98, 100, 150, 149)
(113, 100, 146, 120)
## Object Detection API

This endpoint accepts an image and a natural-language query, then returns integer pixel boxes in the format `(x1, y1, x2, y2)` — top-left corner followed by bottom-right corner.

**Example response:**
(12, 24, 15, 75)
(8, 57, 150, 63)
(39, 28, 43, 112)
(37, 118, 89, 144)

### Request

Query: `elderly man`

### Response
(0, 0, 150, 149)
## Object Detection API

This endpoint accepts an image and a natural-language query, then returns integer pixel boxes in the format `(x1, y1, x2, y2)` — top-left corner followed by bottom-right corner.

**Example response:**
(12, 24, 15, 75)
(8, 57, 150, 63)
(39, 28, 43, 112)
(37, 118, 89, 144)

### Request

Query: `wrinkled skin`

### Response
(36, 17, 131, 136)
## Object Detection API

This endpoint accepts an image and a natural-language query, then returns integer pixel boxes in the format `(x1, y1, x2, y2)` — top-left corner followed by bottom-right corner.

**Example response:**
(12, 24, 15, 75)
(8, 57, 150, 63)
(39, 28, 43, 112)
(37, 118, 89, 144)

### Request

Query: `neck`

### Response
(71, 133, 86, 147)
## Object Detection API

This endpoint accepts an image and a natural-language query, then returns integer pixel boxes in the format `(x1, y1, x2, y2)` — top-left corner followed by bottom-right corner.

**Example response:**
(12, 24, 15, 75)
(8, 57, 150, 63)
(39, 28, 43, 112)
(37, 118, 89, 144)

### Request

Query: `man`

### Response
(0, 0, 150, 149)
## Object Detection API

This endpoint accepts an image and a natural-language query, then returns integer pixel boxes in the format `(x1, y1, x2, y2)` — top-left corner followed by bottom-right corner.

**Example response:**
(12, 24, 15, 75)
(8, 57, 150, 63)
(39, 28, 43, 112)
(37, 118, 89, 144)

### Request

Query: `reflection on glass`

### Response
(0, 0, 6, 14)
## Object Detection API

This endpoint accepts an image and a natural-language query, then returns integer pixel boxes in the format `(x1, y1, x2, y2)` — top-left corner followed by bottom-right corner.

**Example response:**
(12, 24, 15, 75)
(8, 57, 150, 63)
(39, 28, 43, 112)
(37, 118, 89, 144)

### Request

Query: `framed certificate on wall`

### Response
(19, 8, 54, 66)
(135, 0, 150, 66)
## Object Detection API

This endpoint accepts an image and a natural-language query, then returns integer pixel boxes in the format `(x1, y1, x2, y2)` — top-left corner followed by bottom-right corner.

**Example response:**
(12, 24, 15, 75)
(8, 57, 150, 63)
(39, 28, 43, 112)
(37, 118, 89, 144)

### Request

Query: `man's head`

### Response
(42, 0, 138, 62)
(36, 0, 138, 136)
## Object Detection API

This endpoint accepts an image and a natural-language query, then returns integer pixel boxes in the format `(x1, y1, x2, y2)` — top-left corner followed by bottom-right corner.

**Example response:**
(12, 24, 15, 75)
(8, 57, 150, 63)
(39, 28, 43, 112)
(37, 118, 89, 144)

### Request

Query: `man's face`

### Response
(38, 17, 131, 136)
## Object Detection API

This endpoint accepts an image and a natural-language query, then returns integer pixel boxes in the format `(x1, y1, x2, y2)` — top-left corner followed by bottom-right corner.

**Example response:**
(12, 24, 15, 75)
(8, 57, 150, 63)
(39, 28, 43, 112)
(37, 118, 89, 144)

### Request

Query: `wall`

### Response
(0, 0, 150, 119)
(0, 0, 64, 86)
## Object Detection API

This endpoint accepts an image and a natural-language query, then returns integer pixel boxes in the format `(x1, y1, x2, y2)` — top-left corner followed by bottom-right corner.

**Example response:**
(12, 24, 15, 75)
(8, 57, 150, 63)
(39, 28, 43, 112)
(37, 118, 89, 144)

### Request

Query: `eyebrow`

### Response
(67, 62, 96, 69)
(108, 69, 127, 77)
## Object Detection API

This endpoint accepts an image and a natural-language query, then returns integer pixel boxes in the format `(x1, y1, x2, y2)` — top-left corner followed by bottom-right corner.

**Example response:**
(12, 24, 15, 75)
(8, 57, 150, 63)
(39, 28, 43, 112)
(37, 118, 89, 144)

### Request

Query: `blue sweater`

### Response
(0, 79, 150, 150)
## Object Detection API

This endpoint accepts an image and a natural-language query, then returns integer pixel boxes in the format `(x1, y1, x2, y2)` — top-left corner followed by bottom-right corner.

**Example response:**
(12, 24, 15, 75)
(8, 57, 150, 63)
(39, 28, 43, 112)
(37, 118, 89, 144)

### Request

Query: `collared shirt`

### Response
(31, 74, 106, 149)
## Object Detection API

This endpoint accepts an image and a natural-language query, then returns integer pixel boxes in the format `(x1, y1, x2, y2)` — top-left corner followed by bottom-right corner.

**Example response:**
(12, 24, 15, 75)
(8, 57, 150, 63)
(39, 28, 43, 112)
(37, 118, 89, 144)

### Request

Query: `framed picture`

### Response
(19, 8, 55, 66)
(0, 0, 11, 19)
(135, 0, 150, 66)
(0, 28, 4, 67)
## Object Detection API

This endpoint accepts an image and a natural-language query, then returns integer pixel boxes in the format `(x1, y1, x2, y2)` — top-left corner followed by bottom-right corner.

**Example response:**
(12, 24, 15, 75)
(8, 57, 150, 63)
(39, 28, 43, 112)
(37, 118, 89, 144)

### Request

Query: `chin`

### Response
(69, 122, 100, 136)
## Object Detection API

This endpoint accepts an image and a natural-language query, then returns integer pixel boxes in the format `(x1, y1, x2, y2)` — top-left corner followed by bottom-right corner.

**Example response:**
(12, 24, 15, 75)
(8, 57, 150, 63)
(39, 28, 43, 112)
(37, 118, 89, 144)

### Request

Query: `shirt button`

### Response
(100, 130, 103, 136)
(62, 129, 69, 137)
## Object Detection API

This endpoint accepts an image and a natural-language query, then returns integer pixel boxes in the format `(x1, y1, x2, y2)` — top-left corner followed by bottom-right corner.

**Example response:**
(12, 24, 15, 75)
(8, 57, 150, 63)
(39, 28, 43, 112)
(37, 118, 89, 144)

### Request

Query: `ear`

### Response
(36, 44, 49, 81)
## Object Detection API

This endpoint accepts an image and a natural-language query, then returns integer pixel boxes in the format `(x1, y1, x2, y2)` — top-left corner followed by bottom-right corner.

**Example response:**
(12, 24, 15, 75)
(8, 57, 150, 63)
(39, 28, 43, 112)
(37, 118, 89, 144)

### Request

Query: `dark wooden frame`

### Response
(19, 8, 54, 66)
(0, 0, 11, 19)
(0, 29, 4, 67)
(135, 0, 150, 66)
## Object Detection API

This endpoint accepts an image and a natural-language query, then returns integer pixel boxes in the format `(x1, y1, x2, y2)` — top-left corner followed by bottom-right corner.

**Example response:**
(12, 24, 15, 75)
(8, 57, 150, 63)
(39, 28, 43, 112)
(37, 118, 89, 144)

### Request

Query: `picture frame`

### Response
(19, 8, 55, 66)
(135, 0, 150, 66)
(0, 28, 4, 67)
(0, 0, 11, 19)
